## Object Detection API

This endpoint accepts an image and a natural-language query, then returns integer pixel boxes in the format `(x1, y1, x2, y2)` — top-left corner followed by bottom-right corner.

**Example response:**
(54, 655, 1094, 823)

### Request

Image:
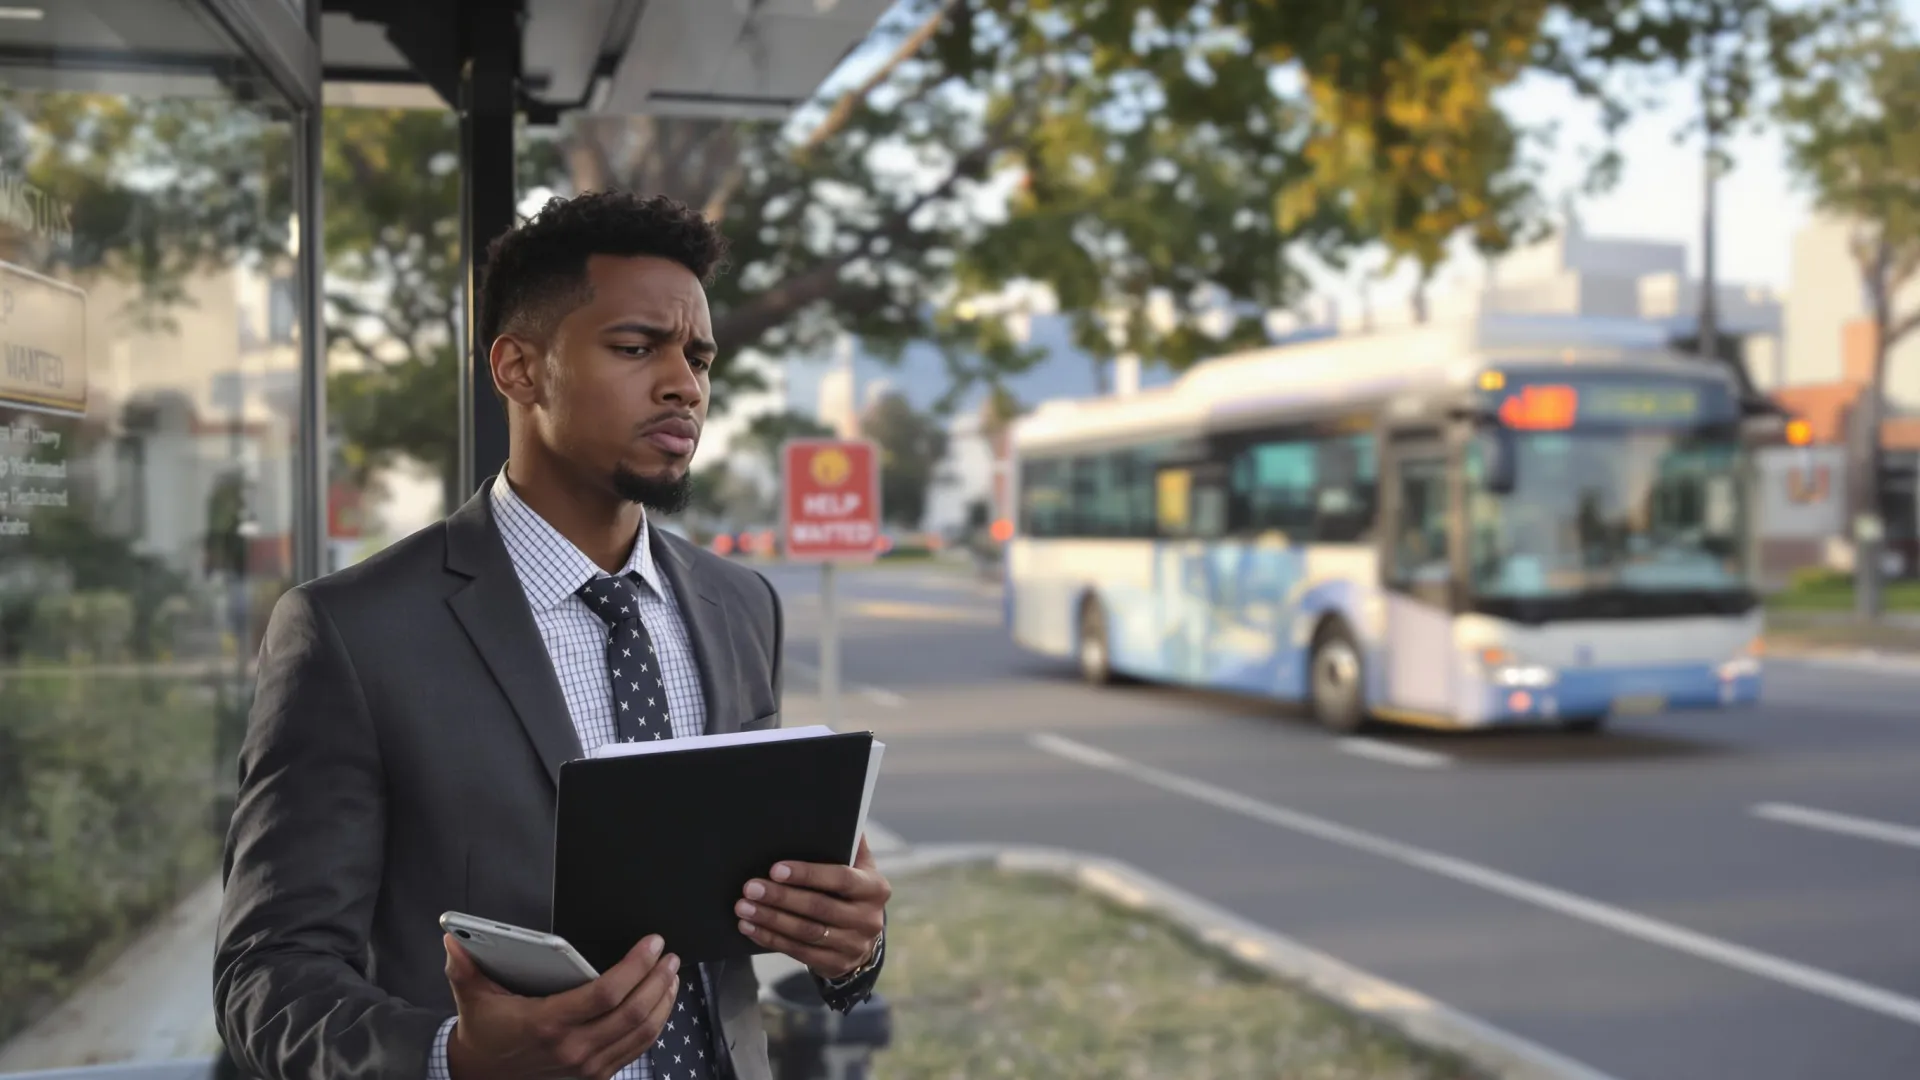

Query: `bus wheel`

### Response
(1078, 600, 1114, 686)
(1563, 714, 1607, 734)
(1309, 625, 1368, 733)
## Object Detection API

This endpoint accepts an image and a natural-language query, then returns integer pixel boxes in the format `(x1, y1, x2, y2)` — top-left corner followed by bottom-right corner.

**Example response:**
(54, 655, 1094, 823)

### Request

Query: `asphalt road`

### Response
(760, 562, 1920, 1080)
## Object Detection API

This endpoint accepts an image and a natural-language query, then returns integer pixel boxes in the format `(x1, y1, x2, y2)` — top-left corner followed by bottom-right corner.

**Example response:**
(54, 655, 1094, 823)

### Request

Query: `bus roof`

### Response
(1012, 312, 1740, 453)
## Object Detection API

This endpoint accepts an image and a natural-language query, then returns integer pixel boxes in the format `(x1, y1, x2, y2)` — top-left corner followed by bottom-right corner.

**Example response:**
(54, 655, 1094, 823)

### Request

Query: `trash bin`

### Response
(760, 970, 892, 1080)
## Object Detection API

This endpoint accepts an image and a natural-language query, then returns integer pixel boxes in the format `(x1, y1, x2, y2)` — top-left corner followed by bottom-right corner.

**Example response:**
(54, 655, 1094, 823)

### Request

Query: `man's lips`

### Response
(642, 419, 698, 456)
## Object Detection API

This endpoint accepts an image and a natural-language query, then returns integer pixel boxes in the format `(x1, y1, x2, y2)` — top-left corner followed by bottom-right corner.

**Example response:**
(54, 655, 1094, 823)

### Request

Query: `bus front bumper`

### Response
(1465, 659, 1763, 725)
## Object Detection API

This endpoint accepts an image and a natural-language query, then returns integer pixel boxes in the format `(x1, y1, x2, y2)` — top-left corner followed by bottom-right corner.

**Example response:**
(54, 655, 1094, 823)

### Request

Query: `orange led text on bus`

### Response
(1497, 384, 1579, 430)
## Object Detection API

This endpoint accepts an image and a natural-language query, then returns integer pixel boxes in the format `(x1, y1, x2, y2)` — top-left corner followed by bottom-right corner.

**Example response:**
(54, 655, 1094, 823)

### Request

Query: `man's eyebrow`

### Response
(603, 322, 718, 355)
(603, 321, 671, 338)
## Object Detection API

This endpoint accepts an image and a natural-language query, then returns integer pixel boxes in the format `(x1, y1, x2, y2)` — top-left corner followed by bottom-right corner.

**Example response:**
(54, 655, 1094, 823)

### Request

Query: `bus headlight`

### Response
(1479, 647, 1557, 687)
(1717, 639, 1762, 680)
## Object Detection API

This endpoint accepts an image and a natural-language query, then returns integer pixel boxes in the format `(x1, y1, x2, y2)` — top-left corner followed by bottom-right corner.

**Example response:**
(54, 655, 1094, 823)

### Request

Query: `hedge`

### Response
(0, 656, 239, 1045)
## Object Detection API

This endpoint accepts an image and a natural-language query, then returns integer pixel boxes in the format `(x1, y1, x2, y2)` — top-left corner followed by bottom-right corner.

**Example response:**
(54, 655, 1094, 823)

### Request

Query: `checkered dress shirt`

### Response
(425, 474, 716, 1080)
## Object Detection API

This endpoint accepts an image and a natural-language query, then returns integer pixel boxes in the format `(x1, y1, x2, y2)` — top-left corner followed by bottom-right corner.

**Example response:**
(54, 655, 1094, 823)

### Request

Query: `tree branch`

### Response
(1890, 305, 1920, 351)
(796, 0, 959, 160)
(712, 118, 1016, 355)
(326, 316, 387, 372)
(565, 115, 621, 192)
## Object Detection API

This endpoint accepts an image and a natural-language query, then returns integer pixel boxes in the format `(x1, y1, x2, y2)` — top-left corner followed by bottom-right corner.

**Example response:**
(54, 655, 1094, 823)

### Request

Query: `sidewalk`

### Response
(0, 879, 223, 1073)
(1762, 610, 1920, 667)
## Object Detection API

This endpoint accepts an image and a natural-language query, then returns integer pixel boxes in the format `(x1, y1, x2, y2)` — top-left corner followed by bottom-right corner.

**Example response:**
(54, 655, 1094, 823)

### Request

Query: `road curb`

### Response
(879, 842, 1620, 1080)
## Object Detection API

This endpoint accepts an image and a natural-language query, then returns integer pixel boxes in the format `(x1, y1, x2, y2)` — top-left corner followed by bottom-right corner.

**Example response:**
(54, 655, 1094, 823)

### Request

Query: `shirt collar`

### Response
(489, 471, 663, 611)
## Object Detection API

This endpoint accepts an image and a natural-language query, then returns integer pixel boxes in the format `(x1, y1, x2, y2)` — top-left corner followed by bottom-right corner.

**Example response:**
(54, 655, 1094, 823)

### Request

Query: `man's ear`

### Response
(490, 334, 544, 409)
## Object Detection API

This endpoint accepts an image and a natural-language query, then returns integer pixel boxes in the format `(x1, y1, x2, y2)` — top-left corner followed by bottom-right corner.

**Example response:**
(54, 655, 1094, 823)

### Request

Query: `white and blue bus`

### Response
(1006, 314, 1777, 733)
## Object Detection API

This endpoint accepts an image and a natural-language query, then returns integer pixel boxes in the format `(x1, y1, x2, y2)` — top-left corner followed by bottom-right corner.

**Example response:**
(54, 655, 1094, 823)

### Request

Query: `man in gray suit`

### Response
(215, 192, 889, 1080)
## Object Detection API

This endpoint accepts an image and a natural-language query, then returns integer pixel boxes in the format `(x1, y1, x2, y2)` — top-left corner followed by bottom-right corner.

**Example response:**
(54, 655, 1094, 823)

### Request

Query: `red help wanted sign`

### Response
(782, 439, 881, 560)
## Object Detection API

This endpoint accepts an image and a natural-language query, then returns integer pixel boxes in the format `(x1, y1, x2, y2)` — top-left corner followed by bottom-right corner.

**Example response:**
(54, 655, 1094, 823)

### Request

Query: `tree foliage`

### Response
(1776, 1, 1920, 618)
(860, 392, 949, 529)
(736, 410, 838, 477)
(1778, 7, 1920, 355)
(537, 0, 1806, 408)
(318, 109, 464, 509)
(0, 91, 293, 323)
(17, 0, 1814, 526)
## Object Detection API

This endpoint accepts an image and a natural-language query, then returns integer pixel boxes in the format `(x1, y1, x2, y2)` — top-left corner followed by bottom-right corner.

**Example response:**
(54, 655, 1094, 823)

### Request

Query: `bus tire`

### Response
(1562, 714, 1608, 734)
(1309, 622, 1368, 733)
(1078, 598, 1115, 687)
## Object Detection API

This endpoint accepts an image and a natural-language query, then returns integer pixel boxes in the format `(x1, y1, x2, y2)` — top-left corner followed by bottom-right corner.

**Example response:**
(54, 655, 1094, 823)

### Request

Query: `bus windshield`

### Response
(1467, 430, 1747, 603)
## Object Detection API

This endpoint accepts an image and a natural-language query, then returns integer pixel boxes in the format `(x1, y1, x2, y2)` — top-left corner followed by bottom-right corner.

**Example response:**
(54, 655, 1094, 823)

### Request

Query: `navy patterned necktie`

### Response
(578, 573, 721, 1080)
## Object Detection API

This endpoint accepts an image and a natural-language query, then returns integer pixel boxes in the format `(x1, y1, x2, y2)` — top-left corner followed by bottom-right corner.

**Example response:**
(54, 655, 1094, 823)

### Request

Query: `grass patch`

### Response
(1765, 573, 1920, 614)
(877, 865, 1486, 1080)
(1764, 610, 1920, 654)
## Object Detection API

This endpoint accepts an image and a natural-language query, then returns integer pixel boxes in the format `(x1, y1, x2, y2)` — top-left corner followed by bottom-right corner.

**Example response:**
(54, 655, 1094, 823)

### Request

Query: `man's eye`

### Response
(690, 357, 714, 372)
(614, 345, 651, 358)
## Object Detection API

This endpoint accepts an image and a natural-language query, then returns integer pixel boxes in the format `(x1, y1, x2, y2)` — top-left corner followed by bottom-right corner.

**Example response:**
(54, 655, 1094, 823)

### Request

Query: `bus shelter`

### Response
(0, 2, 885, 1077)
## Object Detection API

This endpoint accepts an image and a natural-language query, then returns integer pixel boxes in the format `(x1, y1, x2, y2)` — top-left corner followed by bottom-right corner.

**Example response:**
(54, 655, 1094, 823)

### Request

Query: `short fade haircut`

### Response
(477, 191, 731, 376)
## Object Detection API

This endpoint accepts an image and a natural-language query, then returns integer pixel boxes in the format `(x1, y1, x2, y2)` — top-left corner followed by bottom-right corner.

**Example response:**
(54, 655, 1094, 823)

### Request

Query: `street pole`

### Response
(1856, 388, 1886, 620)
(820, 560, 841, 724)
(1698, 59, 1721, 367)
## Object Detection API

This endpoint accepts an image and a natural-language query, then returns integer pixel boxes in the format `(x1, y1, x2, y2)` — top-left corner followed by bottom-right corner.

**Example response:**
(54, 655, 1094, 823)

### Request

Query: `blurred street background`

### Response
(12, 0, 1920, 1076)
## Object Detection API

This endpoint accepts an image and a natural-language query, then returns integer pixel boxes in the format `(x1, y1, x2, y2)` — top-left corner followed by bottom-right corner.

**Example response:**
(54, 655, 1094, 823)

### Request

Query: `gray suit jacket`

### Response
(214, 488, 877, 1080)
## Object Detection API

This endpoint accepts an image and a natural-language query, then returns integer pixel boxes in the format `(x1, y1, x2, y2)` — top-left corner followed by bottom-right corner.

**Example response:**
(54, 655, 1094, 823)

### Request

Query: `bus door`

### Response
(1378, 428, 1459, 717)
(1153, 458, 1228, 683)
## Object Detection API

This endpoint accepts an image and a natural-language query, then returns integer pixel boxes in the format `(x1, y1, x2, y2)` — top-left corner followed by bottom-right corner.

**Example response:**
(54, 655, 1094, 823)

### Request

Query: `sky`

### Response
(1318, 0, 1920, 316)
(1309, 63, 1805, 315)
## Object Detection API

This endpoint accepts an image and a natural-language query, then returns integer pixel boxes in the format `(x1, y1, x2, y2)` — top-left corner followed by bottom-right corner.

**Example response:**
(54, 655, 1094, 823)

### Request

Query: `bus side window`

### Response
(1390, 459, 1452, 588)
(1156, 468, 1193, 536)
(1315, 434, 1378, 542)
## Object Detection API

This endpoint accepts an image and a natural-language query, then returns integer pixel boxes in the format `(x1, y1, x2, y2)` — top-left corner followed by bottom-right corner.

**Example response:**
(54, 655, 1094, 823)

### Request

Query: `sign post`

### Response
(781, 439, 882, 723)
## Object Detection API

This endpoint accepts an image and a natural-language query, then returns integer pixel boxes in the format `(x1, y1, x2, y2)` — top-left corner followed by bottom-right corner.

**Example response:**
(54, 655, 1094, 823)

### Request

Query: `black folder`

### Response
(552, 727, 883, 971)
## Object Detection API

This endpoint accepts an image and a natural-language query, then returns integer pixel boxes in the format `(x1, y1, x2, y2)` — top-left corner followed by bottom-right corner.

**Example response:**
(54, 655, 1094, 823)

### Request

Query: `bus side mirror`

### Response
(1479, 427, 1517, 495)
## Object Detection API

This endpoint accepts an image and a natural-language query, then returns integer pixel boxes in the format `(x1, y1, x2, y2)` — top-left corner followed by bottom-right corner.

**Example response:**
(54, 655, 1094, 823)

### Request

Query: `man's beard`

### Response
(611, 465, 694, 515)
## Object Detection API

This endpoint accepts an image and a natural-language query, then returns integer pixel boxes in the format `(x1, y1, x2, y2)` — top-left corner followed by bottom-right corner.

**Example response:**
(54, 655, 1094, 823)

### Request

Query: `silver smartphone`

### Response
(439, 912, 600, 997)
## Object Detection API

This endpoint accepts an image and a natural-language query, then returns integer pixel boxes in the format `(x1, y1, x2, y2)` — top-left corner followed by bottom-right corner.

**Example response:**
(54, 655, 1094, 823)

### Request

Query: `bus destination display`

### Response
(1489, 377, 1731, 430)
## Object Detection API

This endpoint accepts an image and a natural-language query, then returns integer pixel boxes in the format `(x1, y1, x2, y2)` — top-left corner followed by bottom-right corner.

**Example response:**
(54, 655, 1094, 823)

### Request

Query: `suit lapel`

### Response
(651, 529, 740, 735)
(444, 488, 581, 786)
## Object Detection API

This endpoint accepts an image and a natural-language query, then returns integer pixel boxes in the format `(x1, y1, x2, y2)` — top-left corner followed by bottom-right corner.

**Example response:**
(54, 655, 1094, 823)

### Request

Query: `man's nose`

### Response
(653, 350, 704, 405)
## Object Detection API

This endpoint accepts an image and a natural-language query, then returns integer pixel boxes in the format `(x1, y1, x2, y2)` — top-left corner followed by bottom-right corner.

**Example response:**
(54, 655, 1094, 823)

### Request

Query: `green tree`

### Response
(684, 460, 775, 527)
(861, 392, 948, 530)
(1778, 6, 1920, 619)
(0, 91, 293, 322)
(22, 2, 1780, 503)
(737, 410, 838, 477)
(529, 0, 1811, 395)
(319, 109, 466, 513)
(1543, 0, 1839, 363)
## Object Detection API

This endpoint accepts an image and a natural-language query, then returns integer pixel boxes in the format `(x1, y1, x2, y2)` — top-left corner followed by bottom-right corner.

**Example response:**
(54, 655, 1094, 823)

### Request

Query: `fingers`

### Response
(550, 934, 665, 1023)
(575, 956, 683, 1079)
(765, 857, 891, 902)
(742, 858, 889, 980)
(738, 918, 867, 977)
(737, 880, 867, 934)
(736, 886, 876, 975)
(443, 935, 505, 998)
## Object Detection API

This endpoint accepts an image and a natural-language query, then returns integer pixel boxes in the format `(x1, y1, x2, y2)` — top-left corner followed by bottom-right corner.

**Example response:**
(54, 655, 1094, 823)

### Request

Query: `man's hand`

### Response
(736, 835, 890, 980)
(443, 933, 680, 1080)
